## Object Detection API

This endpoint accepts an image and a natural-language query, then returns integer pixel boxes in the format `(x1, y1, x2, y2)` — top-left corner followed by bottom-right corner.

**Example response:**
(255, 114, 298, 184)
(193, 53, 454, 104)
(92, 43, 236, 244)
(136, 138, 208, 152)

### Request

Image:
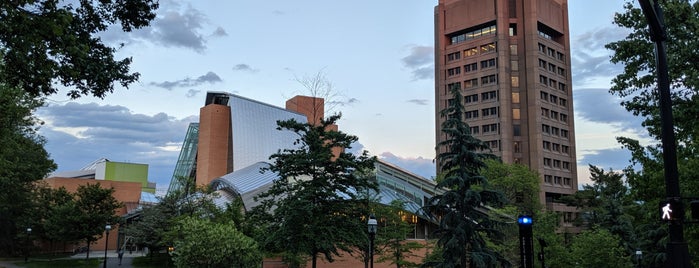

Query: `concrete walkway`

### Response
(0, 250, 143, 268)
(72, 250, 142, 267)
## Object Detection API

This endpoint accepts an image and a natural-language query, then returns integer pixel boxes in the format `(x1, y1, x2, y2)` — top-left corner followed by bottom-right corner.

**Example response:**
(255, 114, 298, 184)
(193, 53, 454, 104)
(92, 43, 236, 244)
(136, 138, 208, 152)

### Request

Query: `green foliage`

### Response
(126, 185, 230, 257)
(251, 113, 377, 267)
(375, 200, 425, 268)
(532, 212, 573, 268)
(480, 159, 541, 214)
(170, 216, 262, 268)
(73, 183, 122, 257)
(562, 165, 636, 248)
(37, 186, 83, 245)
(569, 228, 633, 268)
(606, 1, 699, 265)
(0, 0, 158, 98)
(0, 85, 56, 255)
(423, 87, 509, 267)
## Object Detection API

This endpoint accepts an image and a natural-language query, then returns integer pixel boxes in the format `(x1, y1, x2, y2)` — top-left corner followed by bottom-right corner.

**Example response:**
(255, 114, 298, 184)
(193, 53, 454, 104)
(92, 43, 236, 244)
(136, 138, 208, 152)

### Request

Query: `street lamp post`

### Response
(25, 227, 32, 263)
(103, 224, 111, 268)
(635, 249, 643, 268)
(367, 214, 377, 268)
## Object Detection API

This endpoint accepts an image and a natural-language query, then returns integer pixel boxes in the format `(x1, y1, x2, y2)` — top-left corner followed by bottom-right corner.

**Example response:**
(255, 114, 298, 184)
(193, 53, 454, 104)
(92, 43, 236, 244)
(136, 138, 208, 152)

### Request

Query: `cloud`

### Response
(186, 89, 201, 98)
(573, 88, 645, 132)
(571, 26, 629, 86)
(36, 102, 198, 188)
(150, 71, 222, 90)
(212, 27, 228, 37)
(402, 45, 434, 81)
(379, 152, 436, 180)
(99, 2, 224, 52)
(232, 64, 259, 73)
(578, 147, 632, 171)
(407, 99, 428, 106)
(149, 7, 207, 51)
(327, 97, 360, 107)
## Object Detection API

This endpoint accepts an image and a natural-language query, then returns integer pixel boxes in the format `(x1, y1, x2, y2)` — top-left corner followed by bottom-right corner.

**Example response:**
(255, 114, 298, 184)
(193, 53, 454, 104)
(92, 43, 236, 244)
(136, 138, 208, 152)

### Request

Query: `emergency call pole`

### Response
(518, 215, 533, 268)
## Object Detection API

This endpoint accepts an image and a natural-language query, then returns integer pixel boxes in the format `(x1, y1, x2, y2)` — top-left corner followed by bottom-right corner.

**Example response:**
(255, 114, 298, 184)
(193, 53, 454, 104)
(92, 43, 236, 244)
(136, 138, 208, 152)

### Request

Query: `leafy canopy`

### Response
(0, 0, 158, 98)
(251, 113, 377, 268)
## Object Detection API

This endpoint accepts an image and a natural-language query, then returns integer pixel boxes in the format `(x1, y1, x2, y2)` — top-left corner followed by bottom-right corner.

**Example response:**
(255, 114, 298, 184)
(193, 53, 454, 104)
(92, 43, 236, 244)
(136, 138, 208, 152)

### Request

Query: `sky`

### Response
(36, 0, 654, 194)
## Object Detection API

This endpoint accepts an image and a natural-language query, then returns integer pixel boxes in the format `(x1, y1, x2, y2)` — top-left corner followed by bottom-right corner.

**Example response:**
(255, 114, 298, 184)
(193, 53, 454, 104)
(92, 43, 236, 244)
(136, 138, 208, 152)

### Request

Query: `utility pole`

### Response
(636, 1, 692, 267)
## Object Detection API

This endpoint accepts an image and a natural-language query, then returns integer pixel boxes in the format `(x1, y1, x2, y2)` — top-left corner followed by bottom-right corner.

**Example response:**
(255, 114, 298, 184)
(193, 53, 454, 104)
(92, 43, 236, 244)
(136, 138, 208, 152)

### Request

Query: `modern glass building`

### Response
(167, 92, 443, 238)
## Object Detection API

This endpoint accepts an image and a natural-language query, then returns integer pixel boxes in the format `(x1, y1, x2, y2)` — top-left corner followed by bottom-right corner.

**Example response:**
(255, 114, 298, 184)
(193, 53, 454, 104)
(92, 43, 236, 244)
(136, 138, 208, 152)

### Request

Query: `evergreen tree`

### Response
(423, 87, 508, 267)
(251, 113, 377, 268)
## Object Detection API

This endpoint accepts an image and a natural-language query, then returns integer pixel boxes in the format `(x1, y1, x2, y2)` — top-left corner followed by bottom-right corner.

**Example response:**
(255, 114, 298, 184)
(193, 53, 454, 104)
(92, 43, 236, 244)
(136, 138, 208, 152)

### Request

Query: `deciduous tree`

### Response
(0, 84, 56, 255)
(251, 113, 377, 268)
(74, 183, 122, 258)
(0, 0, 158, 98)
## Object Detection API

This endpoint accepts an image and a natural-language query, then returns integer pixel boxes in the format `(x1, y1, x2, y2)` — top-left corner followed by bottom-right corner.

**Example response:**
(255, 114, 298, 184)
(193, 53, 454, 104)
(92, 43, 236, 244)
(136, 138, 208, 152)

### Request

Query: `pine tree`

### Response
(424, 87, 508, 267)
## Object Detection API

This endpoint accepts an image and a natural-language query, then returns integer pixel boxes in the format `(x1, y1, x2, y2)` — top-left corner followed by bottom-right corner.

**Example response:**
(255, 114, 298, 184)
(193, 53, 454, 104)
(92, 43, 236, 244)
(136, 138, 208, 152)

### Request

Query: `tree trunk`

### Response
(86, 242, 90, 259)
(312, 254, 317, 268)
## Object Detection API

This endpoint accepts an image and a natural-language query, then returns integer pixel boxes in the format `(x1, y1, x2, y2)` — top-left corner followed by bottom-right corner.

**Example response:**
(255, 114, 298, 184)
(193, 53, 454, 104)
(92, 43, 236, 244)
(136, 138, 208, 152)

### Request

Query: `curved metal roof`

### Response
(209, 161, 436, 222)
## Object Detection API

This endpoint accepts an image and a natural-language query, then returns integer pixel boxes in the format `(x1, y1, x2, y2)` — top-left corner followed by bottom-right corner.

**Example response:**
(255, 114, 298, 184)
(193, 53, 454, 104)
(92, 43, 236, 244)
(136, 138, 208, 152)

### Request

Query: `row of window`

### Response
(542, 124, 569, 139)
(540, 91, 568, 107)
(544, 175, 572, 186)
(538, 42, 566, 62)
(446, 58, 497, 77)
(539, 75, 568, 93)
(468, 123, 499, 135)
(463, 90, 498, 104)
(541, 108, 568, 124)
(445, 42, 497, 62)
(542, 141, 570, 155)
(448, 74, 498, 91)
(538, 59, 567, 78)
(464, 107, 498, 119)
(450, 25, 497, 45)
(543, 157, 572, 170)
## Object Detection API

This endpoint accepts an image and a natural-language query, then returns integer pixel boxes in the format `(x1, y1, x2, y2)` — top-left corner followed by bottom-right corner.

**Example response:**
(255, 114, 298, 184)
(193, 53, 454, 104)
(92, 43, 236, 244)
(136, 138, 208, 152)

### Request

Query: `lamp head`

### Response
(367, 214, 377, 234)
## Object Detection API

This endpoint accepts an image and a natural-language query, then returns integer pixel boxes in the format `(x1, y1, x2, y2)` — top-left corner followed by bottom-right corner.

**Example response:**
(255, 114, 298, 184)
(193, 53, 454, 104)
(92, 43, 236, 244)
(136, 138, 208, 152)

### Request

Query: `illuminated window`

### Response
(480, 42, 496, 53)
(464, 47, 478, 57)
(512, 92, 520, 103)
(511, 76, 519, 87)
(512, 108, 520, 120)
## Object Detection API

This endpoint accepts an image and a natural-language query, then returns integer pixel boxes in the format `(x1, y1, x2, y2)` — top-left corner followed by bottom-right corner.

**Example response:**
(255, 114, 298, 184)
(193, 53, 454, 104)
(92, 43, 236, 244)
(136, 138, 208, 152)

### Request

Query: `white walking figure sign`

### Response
(662, 203, 673, 220)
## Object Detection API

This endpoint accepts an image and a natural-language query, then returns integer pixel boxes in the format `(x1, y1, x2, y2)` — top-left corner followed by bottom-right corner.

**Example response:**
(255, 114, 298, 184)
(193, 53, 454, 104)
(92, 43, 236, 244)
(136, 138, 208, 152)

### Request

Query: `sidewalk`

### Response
(0, 250, 141, 268)
(72, 250, 140, 267)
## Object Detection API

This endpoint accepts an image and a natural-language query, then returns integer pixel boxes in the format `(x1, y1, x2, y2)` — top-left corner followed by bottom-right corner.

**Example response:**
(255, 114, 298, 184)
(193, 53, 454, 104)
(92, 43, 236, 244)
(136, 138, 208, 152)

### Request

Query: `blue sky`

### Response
(36, 0, 652, 193)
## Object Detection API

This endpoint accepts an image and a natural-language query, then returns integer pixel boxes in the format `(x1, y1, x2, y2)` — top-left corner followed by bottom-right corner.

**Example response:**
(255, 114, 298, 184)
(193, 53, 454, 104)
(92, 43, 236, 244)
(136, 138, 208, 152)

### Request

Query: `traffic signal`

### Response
(659, 199, 684, 221)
